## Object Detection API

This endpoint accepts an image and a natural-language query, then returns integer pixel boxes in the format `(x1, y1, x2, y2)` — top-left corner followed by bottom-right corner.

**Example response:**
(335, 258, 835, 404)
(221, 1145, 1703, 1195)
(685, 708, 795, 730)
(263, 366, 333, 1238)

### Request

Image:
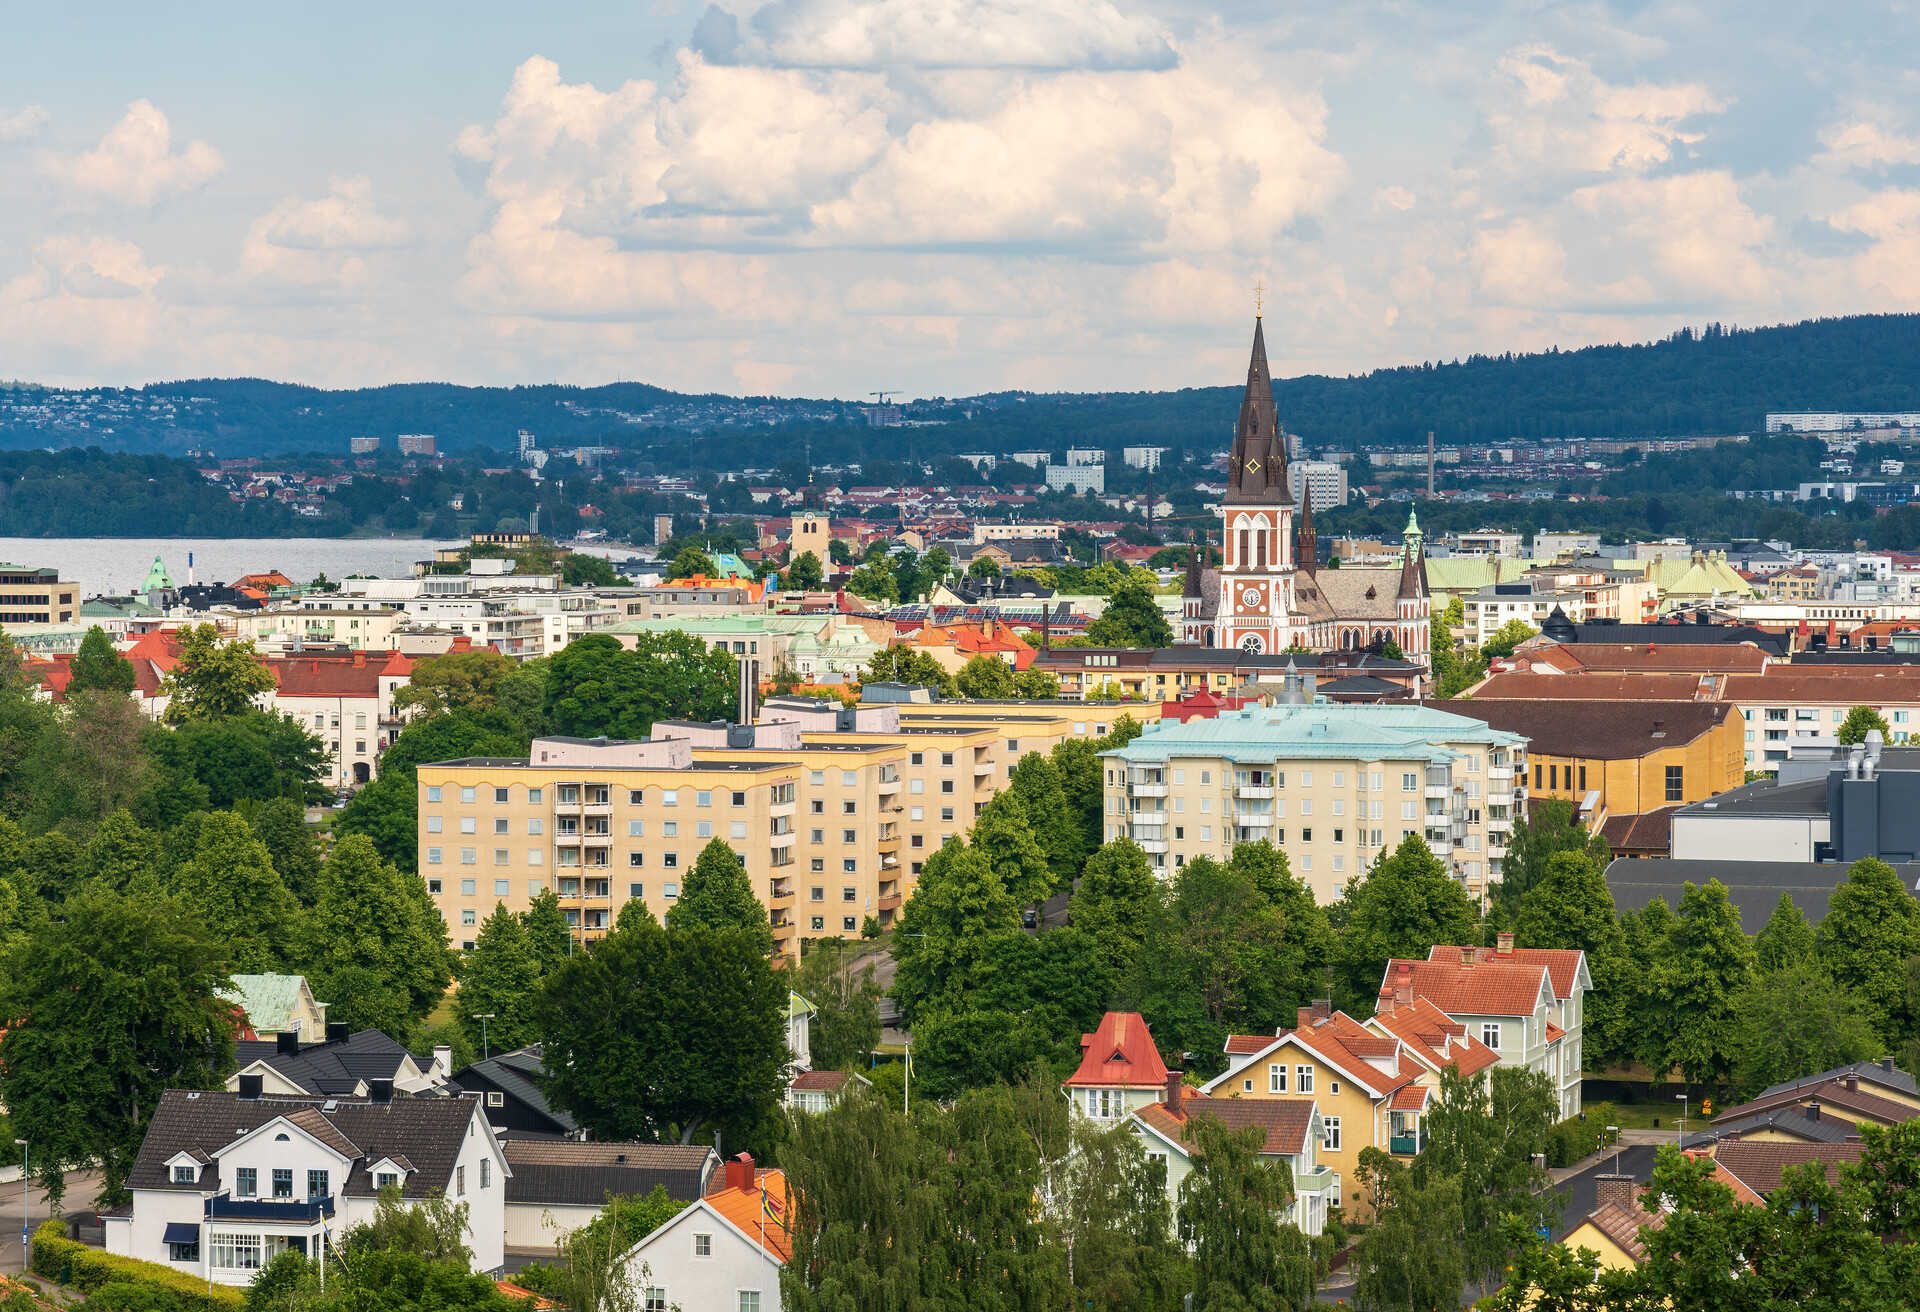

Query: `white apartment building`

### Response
(1100, 703, 1529, 903)
(1046, 464, 1105, 493)
(1286, 461, 1350, 511)
(1122, 446, 1168, 471)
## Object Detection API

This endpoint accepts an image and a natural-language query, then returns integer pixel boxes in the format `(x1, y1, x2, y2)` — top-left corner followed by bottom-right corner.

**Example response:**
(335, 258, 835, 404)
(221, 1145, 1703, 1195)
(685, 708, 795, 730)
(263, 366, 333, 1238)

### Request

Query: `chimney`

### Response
(238, 1074, 264, 1100)
(326, 1022, 350, 1044)
(1165, 1069, 1185, 1120)
(1884, 1057, 1897, 1073)
(729, 1152, 757, 1193)
(1377, 986, 1397, 1017)
(1807, 1101, 1820, 1122)
(1593, 1174, 1636, 1214)
(1497, 931, 1515, 955)
(433, 1045, 453, 1079)
(1296, 999, 1332, 1029)
(353, 650, 366, 668)
(1847, 1074, 1860, 1094)
(276, 1031, 301, 1057)
(369, 1078, 394, 1105)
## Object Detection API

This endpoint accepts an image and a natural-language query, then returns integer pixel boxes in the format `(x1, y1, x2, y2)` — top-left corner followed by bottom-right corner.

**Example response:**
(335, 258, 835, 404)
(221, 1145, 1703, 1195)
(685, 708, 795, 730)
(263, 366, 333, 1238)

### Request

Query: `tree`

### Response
(0, 883, 236, 1206)
(1728, 960, 1880, 1097)
(1178, 1115, 1315, 1312)
(1754, 890, 1818, 971)
(665, 546, 717, 580)
(161, 623, 277, 723)
(1006, 751, 1086, 885)
(1350, 1149, 1466, 1312)
(863, 644, 958, 695)
(845, 557, 900, 604)
(1056, 1115, 1188, 1312)
(1838, 704, 1893, 745)
(1013, 667, 1058, 698)
(542, 632, 736, 740)
(23, 688, 150, 830)
(165, 711, 331, 808)
(889, 839, 1021, 1024)
(1051, 736, 1105, 856)
(522, 887, 573, 977)
(535, 910, 787, 1145)
(1414, 1063, 1559, 1286)
(303, 834, 457, 1031)
(561, 553, 619, 587)
(792, 940, 882, 1071)
(392, 648, 545, 725)
(1513, 851, 1635, 1068)
(786, 549, 825, 591)
(971, 792, 1056, 909)
(1650, 878, 1754, 1087)
(1497, 796, 1610, 909)
(1480, 617, 1537, 659)
(955, 653, 1017, 698)
(170, 810, 303, 972)
(1820, 856, 1920, 1044)
(458, 903, 542, 1055)
(80, 809, 164, 893)
(1069, 839, 1162, 978)
(1087, 578, 1174, 647)
(667, 837, 774, 956)
(252, 796, 324, 906)
(68, 625, 136, 694)
(1338, 834, 1479, 1010)
(967, 555, 1003, 579)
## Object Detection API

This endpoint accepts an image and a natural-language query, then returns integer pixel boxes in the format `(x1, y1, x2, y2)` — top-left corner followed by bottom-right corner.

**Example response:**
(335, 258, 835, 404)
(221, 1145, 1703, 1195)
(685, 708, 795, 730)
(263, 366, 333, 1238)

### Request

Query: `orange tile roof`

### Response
(1475, 672, 1708, 701)
(1428, 944, 1586, 1002)
(1385, 956, 1549, 1018)
(1723, 673, 1920, 704)
(1582, 1200, 1658, 1260)
(1134, 1097, 1316, 1156)
(1555, 643, 1769, 674)
(703, 1168, 793, 1262)
(1389, 1085, 1432, 1112)
(1368, 997, 1502, 1079)
(1225, 1033, 1277, 1055)
(1065, 1011, 1169, 1088)
(1545, 1021, 1567, 1043)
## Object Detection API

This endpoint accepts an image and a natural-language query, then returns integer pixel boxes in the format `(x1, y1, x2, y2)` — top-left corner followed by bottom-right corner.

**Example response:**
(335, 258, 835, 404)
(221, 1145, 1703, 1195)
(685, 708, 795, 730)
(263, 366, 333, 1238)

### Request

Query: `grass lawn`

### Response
(426, 990, 459, 1030)
(1586, 1101, 1701, 1131)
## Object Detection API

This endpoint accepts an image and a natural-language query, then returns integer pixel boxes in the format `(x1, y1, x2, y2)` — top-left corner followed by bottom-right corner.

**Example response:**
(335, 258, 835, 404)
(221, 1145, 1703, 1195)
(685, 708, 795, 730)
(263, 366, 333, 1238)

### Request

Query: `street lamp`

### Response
(1606, 1126, 1621, 1176)
(1676, 1092, 1689, 1149)
(14, 1139, 27, 1276)
(470, 1015, 495, 1061)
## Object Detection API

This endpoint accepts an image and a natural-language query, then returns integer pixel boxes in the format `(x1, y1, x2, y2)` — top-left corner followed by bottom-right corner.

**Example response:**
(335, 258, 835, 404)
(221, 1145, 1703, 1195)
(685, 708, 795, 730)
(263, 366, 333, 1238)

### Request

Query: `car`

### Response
(1022, 909, 1037, 929)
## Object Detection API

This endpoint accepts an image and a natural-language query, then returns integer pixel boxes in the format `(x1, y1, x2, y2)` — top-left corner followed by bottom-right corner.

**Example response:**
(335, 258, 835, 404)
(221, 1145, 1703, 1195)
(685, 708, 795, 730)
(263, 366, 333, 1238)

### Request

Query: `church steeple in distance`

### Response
(1223, 314, 1292, 506)
(1295, 485, 1317, 575)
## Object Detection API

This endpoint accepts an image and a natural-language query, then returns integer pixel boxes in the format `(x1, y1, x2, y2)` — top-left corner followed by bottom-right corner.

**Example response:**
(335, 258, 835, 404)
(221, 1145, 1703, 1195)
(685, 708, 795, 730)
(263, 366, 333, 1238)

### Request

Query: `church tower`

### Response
(1213, 314, 1301, 653)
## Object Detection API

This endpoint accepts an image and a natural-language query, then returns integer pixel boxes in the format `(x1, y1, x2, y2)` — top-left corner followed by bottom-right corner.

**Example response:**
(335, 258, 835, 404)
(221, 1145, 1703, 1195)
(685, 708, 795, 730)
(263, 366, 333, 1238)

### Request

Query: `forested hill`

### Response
(5, 313, 1918, 458)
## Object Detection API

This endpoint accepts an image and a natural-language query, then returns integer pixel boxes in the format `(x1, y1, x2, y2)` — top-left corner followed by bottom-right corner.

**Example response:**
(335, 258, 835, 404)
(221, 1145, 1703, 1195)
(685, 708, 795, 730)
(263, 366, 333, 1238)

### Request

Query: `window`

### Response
(494, 787, 509, 803)
(732, 791, 746, 807)
(1329, 1080, 1339, 1095)
(1324, 1116, 1342, 1151)
(1665, 765, 1684, 802)
(941, 807, 954, 821)
(461, 787, 476, 803)
(645, 1291, 667, 1312)
(941, 780, 954, 793)
(842, 771, 857, 786)
(462, 909, 477, 925)
(461, 848, 477, 865)
(308, 1170, 329, 1199)
(810, 770, 825, 785)
(811, 799, 825, 814)
(426, 816, 443, 834)
(529, 818, 544, 835)
(1269, 1063, 1286, 1092)
(629, 789, 645, 804)
(169, 1238, 200, 1262)
(697, 791, 713, 807)
(663, 790, 679, 806)
(842, 828, 856, 843)
(663, 822, 679, 838)
(695, 1233, 713, 1257)
(528, 788, 542, 804)
(843, 859, 857, 873)
(212, 1232, 262, 1271)
(376, 1172, 398, 1190)
(481, 1159, 491, 1188)
(173, 1164, 196, 1184)
(843, 916, 857, 931)
(461, 878, 477, 895)
(811, 916, 825, 930)
(456, 1165, 466, 1195)
(1296, 1065, 1313, 1093)
(1482, 1023, 1501, 1049)
(739, 1293, 762, 1312)
(236, 1168, 257, 1197)
(272, 1168, 294, 1199)
(731, 822, 747, 839)
(911, 752, 924, 766)
(842, 800, 857, 815)
(698, 822, 713, 838)
(941, 752, 955, 767)
(1534, 763, 1542, 788)
(810, 886, 825, 901)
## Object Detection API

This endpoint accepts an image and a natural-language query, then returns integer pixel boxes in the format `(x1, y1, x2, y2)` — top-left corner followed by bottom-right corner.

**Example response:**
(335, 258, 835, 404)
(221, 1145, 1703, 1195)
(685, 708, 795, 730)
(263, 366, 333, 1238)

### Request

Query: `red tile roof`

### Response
(1474, 672, 1709, 701)
(1428, 944, 1586, 1001)
(1723, 673, 1920, 704)
(1384, 956, 1550, 1018)
(1711, 1140, 1864, 1194)
(1715, 1078, 1920, 1128)
(790, 1071, 850, 1092)
(1582, 1199, 1658, 1260)
(269, 652, 407, 698)
(1065, 1011, 1169, 1088)
(1554, 643, 1769, 674)
(1225, 1034, 1276, 1055)
(1134, 1097, 1316, 1156)
(1368, 997, 1502, 1079)
(1389, 1085, 1432, 1112)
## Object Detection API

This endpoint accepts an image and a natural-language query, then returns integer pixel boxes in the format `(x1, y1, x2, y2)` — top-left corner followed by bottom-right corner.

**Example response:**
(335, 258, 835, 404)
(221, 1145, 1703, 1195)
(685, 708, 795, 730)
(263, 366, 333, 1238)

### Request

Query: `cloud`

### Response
(0, 104, 49, 140)
(1815, 115, 1920, 170)
(696, 0, 1174, 70)
(259, 175, 413, 250)
(1480, 44, 1724, 175)
(38, 100, 223, 209)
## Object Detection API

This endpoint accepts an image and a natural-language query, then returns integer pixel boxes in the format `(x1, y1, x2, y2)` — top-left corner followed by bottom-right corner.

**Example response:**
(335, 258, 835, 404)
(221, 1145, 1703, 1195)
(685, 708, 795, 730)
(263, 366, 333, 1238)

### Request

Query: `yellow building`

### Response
(1560, 1175, 1656, 1271)
(0, 564, 77, 624)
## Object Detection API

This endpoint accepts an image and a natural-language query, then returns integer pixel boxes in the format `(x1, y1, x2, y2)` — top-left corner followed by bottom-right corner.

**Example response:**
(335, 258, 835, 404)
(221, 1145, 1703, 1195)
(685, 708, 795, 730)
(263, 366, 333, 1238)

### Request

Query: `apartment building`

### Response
(0, 563, 77, 623)
(226, 605, 404, 652)
(1725, 672, 1920, 764)
(266, 650, 414, 787)
(1100, 703, 1529, 903)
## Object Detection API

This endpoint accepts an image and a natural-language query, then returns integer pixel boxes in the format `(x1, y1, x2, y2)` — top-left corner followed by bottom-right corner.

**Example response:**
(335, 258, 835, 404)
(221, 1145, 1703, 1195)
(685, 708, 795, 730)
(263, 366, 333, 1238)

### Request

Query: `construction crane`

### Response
(870, 391, 901, 405)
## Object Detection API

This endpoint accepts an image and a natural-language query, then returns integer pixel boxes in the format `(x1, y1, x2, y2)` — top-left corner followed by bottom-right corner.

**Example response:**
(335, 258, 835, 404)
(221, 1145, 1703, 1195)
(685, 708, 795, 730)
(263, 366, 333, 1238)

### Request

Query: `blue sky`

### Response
(3, 1, 1917, 398)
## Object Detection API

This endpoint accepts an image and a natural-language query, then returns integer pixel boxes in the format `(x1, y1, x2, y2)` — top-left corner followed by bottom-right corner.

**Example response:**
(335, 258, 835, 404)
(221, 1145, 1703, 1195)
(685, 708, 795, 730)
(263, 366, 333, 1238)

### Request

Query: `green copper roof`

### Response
(218, 973, 312, 1032)
(142, 555, 174, 592)
(1104, 703, 1526, 766)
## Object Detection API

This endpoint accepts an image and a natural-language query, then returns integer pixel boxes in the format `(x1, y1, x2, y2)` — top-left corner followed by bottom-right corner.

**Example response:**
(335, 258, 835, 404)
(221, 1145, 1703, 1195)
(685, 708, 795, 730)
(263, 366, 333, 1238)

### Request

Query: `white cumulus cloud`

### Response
(260, 175, 413, 250)
(38, 100, 223, 209)
(1480, 44, 1724, 176)
(0, 104, 49, 140)
(697, 0, 1174, 70)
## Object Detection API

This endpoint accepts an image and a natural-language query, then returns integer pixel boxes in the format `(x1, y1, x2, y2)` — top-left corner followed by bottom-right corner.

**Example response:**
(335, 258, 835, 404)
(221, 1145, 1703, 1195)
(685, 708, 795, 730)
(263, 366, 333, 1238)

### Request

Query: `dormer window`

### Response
(173, 1165, 197, 1184)
(376, 1172, 399, 1190)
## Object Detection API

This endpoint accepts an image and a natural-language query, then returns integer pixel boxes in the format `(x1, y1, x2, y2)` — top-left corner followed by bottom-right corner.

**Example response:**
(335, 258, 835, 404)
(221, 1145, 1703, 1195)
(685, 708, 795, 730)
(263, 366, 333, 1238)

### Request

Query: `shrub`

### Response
(29, 1221, 244, 1312)
(1544, 1104, 1615, 1168)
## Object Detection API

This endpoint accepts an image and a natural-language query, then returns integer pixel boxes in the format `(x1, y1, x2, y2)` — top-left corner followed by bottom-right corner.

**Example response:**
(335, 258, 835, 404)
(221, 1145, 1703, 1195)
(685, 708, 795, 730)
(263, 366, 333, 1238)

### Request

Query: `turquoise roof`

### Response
(142, 555, 174, 592)
(218, 973, 313, 1032)
(1105, 703, 1527, 767)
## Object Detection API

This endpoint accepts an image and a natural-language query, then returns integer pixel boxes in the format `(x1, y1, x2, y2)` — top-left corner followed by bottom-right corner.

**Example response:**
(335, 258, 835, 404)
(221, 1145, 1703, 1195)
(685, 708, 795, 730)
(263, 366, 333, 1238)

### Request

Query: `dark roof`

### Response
(1597, 807, 1680, 854)
(1792, 652, 1920, 667)
(501, 1140, 713, 1207)
(1605, 857, 1920, 926)
(236, 1029, 415, 1096)
(1759, 1060, 1916, 1101)
(1449, 700, 1730, 760)
(1570, 622, 1789, 656)
(1716, 1077, 1920, 1128)
(1672, 776, 1829, 820)
(453, 1046, 580, 1135)
(1713, 1140, 1865, 1193)
(791, 1070, 853, 1092)
(1695, 1107, 1856, 1144)
(128, 1090, 479, 1199)
(1316, 674, 1409, 699)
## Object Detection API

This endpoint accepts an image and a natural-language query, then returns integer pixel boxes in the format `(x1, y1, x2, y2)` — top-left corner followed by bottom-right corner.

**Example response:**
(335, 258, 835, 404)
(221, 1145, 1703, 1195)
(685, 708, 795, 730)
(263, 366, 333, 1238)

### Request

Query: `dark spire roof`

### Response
(1222, 317, 1292, 507)
(1396, 536, 1424, 601)
(1541, 605, 1577, 643)
(1184, 529, 1204, 598)
(1295, 489, 1318, 575)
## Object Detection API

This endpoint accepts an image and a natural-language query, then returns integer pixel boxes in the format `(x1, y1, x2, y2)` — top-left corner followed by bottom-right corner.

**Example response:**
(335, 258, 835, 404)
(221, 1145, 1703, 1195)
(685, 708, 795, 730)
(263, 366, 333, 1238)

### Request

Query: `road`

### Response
(1552, 1144, 1659, 1238)
(0, 1168, 104, 1276)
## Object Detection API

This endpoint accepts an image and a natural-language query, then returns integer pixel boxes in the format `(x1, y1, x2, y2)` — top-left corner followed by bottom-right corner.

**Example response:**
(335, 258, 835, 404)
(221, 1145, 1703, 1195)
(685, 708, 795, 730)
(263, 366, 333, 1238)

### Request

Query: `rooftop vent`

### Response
(238, 1074, 264, 1101)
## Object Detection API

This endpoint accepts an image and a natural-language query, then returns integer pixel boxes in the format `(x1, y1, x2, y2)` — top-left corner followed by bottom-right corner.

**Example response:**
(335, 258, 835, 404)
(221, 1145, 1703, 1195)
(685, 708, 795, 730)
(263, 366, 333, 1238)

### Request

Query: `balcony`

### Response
(1129, 782, 1169, 798)
(1236, 785, 1274, 800)
(1425, 785, 1453, 800)
(771, 912, 795, 930)
(1293, 1164, 1336, 1197)
(1389, 1133, 1430, 1156)
(1487, 765, 1512, 782)
(206, 1195, 335, 1223)
(1234, 813, 1274, 828)
(878, 894, 903, 912)
(769, 801, 798, 819)
(769, 880, 794, 902)
(1486, 816, 1513, 832)
(973, 758, 995, 775)
(1487, 790, 1513, 807)
(880, 854, 901, 872)
(877, 776, 902, 794)
(1133, 838, 1169, 854)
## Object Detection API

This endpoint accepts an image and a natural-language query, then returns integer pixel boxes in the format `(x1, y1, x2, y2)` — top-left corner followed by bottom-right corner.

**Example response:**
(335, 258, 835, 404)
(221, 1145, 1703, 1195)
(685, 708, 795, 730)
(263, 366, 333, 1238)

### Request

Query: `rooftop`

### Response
(1105, 702, 1524, 766)
(1447, 699, 1728, 760)
(1603, 857, 1920, 925)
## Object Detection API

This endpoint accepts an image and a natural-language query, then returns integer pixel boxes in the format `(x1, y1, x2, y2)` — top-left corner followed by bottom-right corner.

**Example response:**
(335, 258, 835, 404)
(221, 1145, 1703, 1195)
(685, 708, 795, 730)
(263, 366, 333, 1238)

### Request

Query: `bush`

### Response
(29, 1221, 244, 1312)
(1545, 1104, 1615, 1168)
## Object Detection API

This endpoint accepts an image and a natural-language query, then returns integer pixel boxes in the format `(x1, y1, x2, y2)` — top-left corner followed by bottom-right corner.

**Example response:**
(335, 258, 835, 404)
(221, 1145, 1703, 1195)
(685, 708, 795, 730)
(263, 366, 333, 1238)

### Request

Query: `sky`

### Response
(2, 1, 1917, 399)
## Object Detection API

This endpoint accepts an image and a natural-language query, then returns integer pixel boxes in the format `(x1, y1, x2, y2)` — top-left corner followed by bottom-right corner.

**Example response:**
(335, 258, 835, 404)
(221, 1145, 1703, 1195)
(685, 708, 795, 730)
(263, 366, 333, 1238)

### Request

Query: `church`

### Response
(1179, 314, 1431, 665)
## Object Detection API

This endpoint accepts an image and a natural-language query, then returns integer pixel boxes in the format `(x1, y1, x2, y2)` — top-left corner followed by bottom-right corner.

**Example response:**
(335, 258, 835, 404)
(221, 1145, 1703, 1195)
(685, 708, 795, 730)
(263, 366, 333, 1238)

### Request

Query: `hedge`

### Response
(29, 1220, 245, 1312)
(1545, 1104, 1616, 1169)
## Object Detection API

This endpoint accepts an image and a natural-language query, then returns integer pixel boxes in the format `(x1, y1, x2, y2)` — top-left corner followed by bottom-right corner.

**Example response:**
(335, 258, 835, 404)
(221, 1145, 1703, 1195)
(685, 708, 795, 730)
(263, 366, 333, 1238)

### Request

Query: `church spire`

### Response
(1295, 486, 1318, 575)
(1397, 509, 1425, 601)
(1184, 529, 1204, 598)
(1222, 317, 1292, 506)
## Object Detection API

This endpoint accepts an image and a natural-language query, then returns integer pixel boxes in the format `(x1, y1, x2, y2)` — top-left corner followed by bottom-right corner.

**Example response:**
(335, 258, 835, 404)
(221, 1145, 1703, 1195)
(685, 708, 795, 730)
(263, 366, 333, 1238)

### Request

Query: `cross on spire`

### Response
(1253, 280, 1266, 318)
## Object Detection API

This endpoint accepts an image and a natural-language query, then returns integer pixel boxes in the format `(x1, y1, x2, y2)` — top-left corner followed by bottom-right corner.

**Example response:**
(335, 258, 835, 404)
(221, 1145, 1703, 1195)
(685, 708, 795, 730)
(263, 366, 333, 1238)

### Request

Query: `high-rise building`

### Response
(397, 434, 437, 457)
(518, 430, 538, 456)
(350, 436, 380, 454)
(1287, 461, 1349, 511)
(0, 564, 77, 624)
(1046, 464, 1105, 493)
(1122, 446, 1167, 471)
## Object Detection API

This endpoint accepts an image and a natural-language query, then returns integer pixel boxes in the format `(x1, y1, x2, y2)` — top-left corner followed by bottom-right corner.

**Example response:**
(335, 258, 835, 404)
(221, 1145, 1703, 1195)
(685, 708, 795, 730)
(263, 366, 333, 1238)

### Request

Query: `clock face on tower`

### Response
(1241, 586, 1261, 607)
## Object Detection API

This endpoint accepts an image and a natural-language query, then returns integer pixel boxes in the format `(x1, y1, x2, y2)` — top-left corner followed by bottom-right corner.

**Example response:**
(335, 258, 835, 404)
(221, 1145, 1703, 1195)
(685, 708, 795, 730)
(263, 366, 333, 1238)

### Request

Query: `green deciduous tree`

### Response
(1497, 796, 1610, 909)
(561, 553, 619, 587)
(1514, 851, 1635, 1069)
(792, 939, 882, 1072)
(1728, 959, 1880, 1098)
(785, 549, 825, 591)
(971, 791, 1056, 908)
(535, 910, 788, 1146)
(68, 625, 136, 694)
(81, 809, 164, 894)
(1821, 856, 1920, 1045)
(1013, 667, 1058, 698)
(170, 809, 303, 972)
(1651, 878, 1755, 1087)
(1178, 1115, 1315, 1312)
(392, 648, 546, 726)
(1070, 838, 1163, 978)
(666, 546, 717, 580)
(1006, 751, 1086, 886)
(304, 833, 456, 1031)
(252, 795, 324, 906)
(889, 839, 1021, 1025)
(955, 653, 1017, 698)
(161, 623, 277, 723)
(1338, 833, 1479, 1011)
(1480, 617, 1538, 659)
(0, 883, 236, 1207)
(667, 837, 774, 956)
(542, 632, 736, 739)
(1754, 890, 1818, 971)
(1414, 1063, 1560, 1287)
(522, 887, 573, 977)
(967, 555, 1003, 579)
(458, 903, 542, 1056)
(1350, 1148, 1466, 1312)
(863, 644, 958, 695)
(1838, 704, 1893, 745)
(1086, 578, 1174, 647)
(845, 557, 900, 604)
(1057, 1116, 1189, 1312)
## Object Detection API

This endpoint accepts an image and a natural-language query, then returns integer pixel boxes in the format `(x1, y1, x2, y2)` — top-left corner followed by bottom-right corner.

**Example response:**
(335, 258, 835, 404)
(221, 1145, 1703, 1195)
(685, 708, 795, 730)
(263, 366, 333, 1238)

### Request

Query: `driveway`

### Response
(0, 1169, 105, 1275)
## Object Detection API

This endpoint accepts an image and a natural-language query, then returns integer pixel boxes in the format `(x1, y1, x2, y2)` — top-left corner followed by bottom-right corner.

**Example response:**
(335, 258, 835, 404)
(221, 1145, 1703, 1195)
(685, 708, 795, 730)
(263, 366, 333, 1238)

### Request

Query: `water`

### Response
(0, 536, 648, 598)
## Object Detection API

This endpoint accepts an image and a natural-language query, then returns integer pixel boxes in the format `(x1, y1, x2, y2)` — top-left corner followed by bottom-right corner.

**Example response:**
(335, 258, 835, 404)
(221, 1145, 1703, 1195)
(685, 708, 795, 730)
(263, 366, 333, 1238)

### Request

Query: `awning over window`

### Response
(162, 1223, 200, 1245)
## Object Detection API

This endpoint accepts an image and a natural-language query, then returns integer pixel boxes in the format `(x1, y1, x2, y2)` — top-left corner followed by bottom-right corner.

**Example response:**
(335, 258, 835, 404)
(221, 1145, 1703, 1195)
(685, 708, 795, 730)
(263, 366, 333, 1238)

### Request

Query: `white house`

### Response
(105, 1084, 510, 1283)
(621, 1155, 788, 1312)
(1125, 1081, 1333, 1236)
(501, 1141, 717, 1252)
